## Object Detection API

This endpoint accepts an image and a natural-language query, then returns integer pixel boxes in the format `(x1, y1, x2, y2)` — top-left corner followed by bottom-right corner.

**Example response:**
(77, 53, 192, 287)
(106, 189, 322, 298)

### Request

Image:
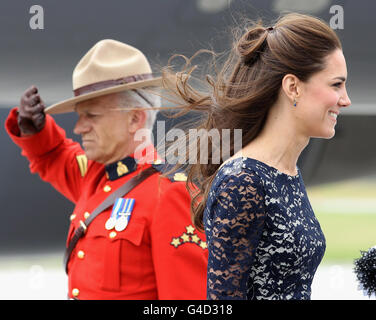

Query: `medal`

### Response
(105, 198, 135, 231)
(115, 214, 130, 232)
(115, 198, 135, 231)
(105, 198, 126, 230)
(105, 217, 116, 230)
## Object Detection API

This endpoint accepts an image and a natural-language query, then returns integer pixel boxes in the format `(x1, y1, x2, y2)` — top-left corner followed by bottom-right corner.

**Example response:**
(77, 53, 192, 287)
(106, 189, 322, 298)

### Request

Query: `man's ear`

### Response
(281, 74, 301, 102)
(127, 109, 147, 134)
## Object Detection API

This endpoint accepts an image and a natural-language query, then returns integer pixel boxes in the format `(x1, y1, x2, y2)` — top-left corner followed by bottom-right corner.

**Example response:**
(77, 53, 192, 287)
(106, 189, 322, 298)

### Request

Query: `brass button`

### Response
(77, 250, 85, 259)
(173, 172, 187, 182)
(70, 214, 76, 221)
(109, 231, 117, 239)
(72, 288, 80, 297)
(103, 185, 111, 192)
(84, 212, 90, 219)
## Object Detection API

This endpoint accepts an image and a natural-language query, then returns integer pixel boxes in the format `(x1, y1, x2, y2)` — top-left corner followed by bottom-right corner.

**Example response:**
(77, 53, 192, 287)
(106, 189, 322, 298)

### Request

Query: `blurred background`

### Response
(0, 0, 375, 299)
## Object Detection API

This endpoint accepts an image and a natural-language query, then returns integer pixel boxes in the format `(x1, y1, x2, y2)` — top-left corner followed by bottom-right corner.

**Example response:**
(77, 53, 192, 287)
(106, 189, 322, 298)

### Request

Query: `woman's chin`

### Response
(311, 128, 336, 139)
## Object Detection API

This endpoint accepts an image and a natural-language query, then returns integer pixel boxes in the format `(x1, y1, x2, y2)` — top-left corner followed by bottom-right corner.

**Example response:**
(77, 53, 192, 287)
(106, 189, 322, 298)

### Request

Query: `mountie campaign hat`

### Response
(45, 39, 161, 114)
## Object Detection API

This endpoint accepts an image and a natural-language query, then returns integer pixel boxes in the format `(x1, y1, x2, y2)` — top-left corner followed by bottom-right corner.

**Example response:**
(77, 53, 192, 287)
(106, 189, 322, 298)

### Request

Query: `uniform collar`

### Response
(104, 144, 161, 181)
(105, 156, 138, 181)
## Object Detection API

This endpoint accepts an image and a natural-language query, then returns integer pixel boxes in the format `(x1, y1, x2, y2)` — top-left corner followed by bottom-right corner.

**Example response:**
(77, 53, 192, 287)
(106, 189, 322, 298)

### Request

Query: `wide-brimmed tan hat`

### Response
(45, 39, 162, 114)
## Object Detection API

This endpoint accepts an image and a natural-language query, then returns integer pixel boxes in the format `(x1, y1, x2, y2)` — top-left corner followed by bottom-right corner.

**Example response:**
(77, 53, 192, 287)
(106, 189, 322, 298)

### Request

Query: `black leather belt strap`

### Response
(63, 166, 157, 273)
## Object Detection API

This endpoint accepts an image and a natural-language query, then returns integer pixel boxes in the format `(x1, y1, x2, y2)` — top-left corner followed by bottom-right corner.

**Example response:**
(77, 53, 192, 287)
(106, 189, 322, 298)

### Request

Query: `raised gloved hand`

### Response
(18, 85, 46, 136)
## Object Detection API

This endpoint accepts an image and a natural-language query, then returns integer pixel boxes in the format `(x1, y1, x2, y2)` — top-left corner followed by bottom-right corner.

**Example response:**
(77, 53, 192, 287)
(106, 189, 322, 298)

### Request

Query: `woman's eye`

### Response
(333, 82, 342, 88)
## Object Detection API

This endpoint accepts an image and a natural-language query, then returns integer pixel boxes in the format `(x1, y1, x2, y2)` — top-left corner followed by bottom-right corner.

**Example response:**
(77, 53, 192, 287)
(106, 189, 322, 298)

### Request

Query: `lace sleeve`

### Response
(205, 169, 266, 300)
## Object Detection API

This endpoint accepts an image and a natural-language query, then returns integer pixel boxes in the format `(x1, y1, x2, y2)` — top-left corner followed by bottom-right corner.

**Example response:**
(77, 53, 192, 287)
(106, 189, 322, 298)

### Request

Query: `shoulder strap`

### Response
(63, 166, 157, 273)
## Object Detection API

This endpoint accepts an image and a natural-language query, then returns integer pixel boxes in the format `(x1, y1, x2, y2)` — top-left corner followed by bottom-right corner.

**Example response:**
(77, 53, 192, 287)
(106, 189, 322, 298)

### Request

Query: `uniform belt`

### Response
(63, 166, 158, 274)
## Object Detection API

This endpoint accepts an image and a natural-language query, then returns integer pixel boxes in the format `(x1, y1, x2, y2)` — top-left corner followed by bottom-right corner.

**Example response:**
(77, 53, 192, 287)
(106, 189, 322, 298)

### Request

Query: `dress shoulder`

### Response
(206, 157, 265, 219)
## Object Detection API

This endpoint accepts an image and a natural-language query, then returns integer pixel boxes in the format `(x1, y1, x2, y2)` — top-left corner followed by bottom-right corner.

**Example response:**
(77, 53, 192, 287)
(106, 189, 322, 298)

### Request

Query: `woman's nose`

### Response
(340, 89, 351, 108)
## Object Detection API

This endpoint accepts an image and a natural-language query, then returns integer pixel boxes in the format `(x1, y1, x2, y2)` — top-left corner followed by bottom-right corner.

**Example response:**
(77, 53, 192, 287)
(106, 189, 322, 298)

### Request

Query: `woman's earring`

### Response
(293, 99, 297, 107)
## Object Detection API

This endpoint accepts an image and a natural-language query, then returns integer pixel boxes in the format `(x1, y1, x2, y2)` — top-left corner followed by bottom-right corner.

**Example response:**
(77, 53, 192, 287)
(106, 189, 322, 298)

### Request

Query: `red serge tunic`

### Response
(5, 108, 208, 300)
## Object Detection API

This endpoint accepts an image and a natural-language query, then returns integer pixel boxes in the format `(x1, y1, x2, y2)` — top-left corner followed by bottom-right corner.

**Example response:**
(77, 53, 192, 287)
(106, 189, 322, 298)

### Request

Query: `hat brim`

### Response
(45, 77, 162, 115)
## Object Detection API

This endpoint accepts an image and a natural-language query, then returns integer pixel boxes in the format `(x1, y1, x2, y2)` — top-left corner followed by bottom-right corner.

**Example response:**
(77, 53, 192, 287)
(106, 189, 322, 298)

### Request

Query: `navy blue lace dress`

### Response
(204, 157, 326, 300)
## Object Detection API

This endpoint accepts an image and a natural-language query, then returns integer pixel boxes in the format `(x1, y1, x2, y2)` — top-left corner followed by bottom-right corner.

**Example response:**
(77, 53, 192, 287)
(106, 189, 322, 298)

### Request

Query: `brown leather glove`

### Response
(18, 86, 46, 136)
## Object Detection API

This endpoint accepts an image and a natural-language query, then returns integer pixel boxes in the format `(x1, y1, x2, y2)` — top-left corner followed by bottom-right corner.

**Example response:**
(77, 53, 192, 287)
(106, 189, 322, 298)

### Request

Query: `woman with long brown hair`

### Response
(162, 13, 351, 300)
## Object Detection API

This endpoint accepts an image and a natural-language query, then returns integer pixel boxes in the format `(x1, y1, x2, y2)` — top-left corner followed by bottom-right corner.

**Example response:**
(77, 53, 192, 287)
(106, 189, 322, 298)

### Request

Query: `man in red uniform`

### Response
(5, 39, 207, 299)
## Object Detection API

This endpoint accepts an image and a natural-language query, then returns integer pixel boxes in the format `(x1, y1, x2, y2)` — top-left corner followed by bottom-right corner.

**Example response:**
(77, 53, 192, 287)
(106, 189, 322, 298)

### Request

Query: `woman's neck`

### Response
(232, 107, 309, 176)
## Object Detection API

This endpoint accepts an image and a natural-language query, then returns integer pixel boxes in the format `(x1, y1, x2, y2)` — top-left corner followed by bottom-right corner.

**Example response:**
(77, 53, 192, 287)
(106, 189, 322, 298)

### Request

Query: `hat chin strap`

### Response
(73, 73, 153, 97)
